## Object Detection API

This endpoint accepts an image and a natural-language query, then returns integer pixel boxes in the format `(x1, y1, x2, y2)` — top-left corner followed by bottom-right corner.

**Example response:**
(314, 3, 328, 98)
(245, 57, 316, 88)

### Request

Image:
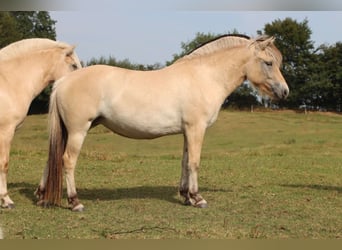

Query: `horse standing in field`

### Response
(36, 35, 289, 211)
(0, 38, 82, 208)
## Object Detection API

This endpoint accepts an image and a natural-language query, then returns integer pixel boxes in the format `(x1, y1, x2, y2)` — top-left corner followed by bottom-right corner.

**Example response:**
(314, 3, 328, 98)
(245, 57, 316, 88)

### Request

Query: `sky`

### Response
(46, 1, 342, 65)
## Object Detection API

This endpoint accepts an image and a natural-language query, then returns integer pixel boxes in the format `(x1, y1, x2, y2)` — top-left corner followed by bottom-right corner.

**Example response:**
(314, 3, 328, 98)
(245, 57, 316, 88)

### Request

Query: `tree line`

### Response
(0, 12, 341, 113)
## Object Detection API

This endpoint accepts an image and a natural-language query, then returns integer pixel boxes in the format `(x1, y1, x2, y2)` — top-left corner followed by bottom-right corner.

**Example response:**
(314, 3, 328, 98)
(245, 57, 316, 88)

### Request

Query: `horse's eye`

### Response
(71, 64, 78, 70)
(265, 61, 273, 67)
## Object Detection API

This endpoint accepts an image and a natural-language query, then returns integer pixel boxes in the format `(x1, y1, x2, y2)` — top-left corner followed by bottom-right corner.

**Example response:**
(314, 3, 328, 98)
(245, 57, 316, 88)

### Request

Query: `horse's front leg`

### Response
(0, 130, 15, 209)
(0, 158, 14, 209)
(179, 126, 208, 208)
(179, 135, 190, 205)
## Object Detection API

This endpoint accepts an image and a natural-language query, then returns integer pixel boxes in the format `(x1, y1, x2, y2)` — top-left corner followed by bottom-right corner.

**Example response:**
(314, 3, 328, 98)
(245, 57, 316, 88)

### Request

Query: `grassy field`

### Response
(1, 110, 342, 239)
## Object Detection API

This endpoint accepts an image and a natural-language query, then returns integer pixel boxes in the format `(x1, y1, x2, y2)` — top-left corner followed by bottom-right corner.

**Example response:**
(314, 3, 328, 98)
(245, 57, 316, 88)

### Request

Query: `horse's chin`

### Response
(249, 82, 273, 100)
(253, 82, 288, 101)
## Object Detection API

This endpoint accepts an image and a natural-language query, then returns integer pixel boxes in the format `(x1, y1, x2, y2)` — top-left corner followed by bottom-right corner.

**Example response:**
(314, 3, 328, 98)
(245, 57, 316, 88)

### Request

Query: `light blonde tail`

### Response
(43, 83, 67, 206)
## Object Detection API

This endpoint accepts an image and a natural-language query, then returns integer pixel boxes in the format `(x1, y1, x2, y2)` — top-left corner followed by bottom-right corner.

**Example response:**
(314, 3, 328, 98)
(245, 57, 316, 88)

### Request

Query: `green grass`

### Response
(1, 110, 342, 239)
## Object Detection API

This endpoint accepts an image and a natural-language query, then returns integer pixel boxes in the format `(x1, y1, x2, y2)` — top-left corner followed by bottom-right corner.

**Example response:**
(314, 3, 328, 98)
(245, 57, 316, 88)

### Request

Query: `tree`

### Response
(305, 43, 342, 111)
(0, 12, 56, 48)
(86, 55, 162, 70)
(11, 11, 56, 40)
(223, 82, 260, 110)
(324, 42, 342, 110)
(0, 12, 21, 48)
(257, 17, 315, 108)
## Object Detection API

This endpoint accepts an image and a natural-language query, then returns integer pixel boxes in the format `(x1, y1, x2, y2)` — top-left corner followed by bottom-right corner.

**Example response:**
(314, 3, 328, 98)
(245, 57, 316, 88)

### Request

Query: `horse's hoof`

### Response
(195, 202, 208, 208)
(7, 203, 15, 209)
(183, 197, 208, 208)
(187, 195, 208, 208)
(1, 203, 15, 209)
(72, 204, 84, 212)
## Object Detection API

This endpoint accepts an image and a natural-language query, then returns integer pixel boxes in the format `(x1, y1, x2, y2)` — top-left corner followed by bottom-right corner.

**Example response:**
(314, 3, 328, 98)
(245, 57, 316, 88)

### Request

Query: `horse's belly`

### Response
(101, 114, 182, 139)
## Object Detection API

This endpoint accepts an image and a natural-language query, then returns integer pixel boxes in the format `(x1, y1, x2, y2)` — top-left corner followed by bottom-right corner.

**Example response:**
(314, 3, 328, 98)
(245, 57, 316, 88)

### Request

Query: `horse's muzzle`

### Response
(272, 83, 289, 100)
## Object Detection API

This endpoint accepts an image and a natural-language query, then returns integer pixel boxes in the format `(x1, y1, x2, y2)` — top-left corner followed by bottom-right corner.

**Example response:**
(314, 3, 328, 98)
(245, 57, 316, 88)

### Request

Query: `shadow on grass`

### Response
(77, 185, 180, 204)
(281, 184, 342, 193)
(10, 182, 231, 206)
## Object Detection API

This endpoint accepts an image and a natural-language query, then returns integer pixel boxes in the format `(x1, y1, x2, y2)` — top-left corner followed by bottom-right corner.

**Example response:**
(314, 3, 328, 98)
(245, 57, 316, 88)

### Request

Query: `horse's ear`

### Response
(258, 37, 275, 50)
(65, 45, 76, 56)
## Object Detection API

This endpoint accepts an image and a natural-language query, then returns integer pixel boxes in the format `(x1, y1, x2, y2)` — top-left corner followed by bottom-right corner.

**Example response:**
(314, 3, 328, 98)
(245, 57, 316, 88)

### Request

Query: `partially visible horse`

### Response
(0, 38, 82, 208)
(36, 35, 289, 211)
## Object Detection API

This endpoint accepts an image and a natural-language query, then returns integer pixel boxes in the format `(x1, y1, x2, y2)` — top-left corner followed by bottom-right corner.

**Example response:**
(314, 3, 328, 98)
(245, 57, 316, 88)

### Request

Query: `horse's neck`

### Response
(195, 47, 249, 98)
(12, 51, 56, 98)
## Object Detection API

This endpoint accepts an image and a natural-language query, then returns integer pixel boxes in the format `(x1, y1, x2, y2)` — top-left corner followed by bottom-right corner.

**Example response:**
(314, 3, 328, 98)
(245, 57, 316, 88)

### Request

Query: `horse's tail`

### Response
(43, 81, 67, 206)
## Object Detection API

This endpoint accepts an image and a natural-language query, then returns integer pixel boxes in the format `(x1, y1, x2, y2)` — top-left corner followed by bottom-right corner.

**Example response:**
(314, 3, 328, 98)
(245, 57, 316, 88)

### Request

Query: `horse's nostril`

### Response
(271, 83, 289, 99)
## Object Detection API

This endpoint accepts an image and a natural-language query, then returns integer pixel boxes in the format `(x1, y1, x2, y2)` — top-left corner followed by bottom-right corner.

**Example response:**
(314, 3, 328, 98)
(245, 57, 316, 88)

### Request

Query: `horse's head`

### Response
(51, 44, 82, 80)
(245, 36, 289, 100)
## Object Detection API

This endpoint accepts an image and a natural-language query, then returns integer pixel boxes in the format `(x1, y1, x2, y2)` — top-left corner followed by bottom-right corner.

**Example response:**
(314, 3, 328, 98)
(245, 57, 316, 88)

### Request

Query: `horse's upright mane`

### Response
(175, 34, 251, 63)
(175, 34, 282, 65)
(0, 38, 71, 61)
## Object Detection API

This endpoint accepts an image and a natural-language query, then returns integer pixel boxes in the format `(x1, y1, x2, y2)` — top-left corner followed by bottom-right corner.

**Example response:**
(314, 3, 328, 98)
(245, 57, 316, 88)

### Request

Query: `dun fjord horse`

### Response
(0, 38, 82, 208)
(37, 35, 289, 211)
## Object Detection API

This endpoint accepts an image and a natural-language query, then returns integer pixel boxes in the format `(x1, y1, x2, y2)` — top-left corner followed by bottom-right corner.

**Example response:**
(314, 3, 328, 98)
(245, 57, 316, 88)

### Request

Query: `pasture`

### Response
(1, 110, 341, 239)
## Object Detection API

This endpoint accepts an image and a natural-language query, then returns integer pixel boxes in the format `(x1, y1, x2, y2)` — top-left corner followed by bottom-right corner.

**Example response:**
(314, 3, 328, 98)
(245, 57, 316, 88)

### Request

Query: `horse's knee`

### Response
(62, 153, 72, 168)
(0, 156, 9, 173)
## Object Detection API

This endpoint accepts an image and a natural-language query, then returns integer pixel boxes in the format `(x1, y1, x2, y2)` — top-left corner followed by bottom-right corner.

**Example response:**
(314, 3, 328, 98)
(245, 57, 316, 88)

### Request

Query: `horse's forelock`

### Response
(250, 36, 283, 65)
(267, 44, 282, 66)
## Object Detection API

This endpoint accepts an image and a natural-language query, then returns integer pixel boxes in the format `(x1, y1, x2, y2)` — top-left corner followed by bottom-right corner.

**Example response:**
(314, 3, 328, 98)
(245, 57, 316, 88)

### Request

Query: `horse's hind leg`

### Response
(35, 163, 49, 206)
(0, 128, 15, 209)
(63, 130, 88, 212)
(36, 131, 86, 211)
